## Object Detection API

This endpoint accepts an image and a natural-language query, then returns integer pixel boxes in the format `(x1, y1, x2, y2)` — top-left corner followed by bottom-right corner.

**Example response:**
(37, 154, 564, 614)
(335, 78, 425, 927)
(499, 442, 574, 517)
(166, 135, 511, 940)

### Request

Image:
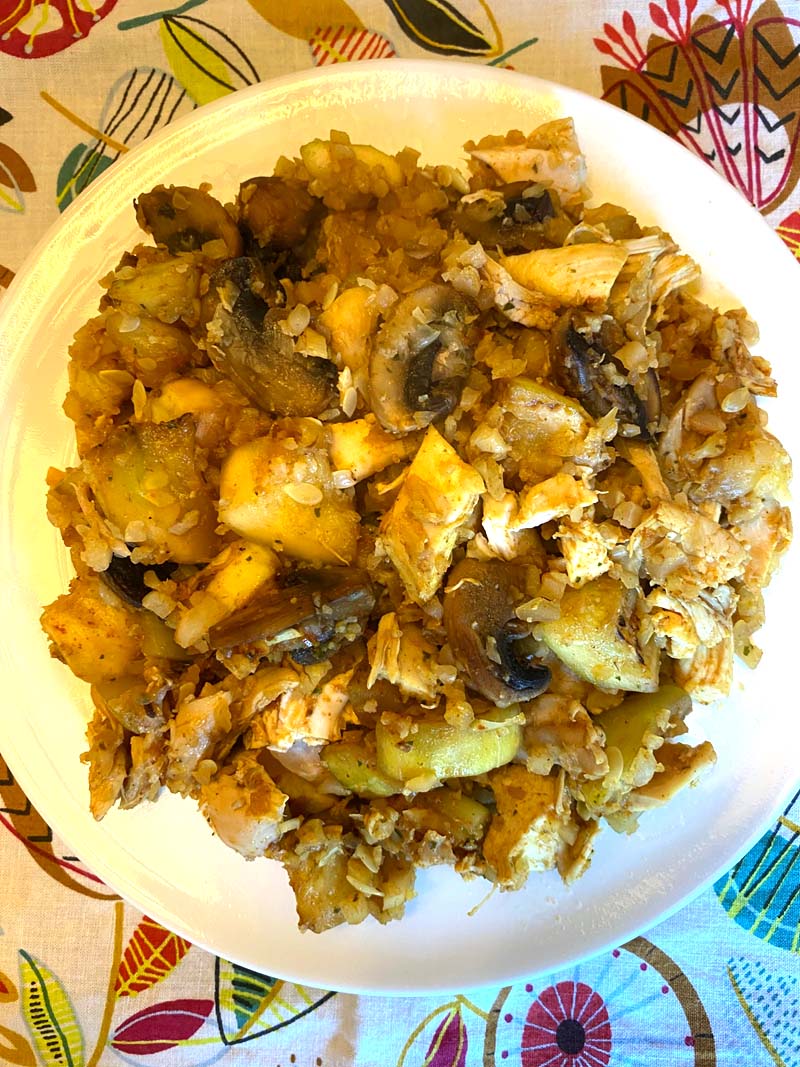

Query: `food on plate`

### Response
(41, 119, 792, 931)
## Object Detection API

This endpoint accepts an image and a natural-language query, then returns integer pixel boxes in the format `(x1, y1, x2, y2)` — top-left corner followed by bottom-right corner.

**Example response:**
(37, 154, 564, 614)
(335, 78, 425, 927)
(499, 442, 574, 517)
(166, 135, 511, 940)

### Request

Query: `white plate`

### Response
(0, 60, 797, 995)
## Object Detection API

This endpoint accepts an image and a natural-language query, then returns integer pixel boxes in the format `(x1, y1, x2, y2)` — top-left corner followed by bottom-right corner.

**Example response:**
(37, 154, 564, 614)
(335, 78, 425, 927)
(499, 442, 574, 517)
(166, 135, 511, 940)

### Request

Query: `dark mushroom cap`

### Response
(208, 566, 375, 665)
(443, 558, 550, 707)
(550, 311, 659, 440)
(453, 183, 555, 252)
(101, 553, 177, 607)
(135, 185, 243, 257)
(205, 257, 337, 417)
(369, 283, 475, 434)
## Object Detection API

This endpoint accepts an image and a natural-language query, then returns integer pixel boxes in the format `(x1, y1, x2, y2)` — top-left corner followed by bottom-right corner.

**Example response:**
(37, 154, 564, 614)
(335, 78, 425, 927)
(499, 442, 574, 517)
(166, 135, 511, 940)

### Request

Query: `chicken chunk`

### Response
(379, 426, 485, 603)
(554, 518, 612, 586)
(483, 765, 572, 890)
(200, 752, 288, 859)
(367, 612, 445, 701)
(469, 119, 588, 205)
(629, 501, 747, 596)
(327, 418, 421, 483)
(513, 473, 597, 530)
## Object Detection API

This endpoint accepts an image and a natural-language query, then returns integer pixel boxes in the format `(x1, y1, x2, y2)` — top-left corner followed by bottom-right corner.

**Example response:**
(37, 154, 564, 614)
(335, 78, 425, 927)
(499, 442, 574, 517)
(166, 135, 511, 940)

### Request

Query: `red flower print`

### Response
(521, 981, 612, 1067)
(0, 0, 118, 59)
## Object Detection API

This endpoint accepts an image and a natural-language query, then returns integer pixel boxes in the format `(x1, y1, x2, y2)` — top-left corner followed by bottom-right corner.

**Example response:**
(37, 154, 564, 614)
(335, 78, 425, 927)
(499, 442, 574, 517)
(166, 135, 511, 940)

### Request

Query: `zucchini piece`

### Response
(375, 708, 522, 783)
(322, 737, 403, 798)
(579, 684, 690, 809)
(83, 418, 220, 564)
(538, 575, 658, 692)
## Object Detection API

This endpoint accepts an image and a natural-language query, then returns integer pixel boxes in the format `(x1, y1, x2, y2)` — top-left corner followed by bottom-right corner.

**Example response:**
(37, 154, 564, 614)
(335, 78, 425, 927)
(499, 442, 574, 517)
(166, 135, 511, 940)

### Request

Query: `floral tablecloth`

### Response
(1, 1, 799, 1064)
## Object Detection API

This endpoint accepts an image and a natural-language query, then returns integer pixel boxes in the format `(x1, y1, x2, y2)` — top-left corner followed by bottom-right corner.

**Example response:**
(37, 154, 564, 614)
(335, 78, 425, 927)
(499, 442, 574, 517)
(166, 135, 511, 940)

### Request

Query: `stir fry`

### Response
(41, 120, 792, 931)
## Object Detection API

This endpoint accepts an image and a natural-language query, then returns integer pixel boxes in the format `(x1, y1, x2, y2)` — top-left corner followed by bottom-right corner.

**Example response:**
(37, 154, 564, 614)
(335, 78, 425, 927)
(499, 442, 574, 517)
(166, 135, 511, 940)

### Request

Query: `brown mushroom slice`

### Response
(443, 558, 550, 707)
(208, 567, 375, 664)
(101, 554, 177, 607)
(454, 183, 555, 251)
(369, 283, 475, 434)
(205, 257, 337, 416)
(550, 312, 658, 440)
(135, 184, 243, 257)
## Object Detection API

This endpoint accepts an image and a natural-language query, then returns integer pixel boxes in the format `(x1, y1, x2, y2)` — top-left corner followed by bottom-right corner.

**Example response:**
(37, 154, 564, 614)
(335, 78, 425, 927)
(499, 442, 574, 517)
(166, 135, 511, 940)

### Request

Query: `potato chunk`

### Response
(327, 418, 421, 483)
(219, 432, 359, 564)
(41, 576, 143, 684)
(379, 426, 484, 603)
(538, 575, 659, 691)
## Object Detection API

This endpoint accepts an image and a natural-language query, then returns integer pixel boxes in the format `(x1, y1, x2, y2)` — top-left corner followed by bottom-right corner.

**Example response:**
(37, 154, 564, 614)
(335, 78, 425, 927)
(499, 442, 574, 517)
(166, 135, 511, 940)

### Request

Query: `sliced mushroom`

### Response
(369, 283, 475, 434)
(205, 257, 337, 416)
(551, 312, 657, 439)
(101, 553, 177, 607)
(443, 558, 550, 707)
(208, 567, 375, 664)
(454, 183, 555, 251)
(135, 185, 242, 257)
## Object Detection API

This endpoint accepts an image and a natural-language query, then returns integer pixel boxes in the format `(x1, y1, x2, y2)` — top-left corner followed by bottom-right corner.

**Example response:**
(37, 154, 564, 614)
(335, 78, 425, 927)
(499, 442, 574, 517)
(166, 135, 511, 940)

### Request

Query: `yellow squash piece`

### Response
(538, 575, 659, 691)
(301, 138, 404, 188)
(579, 684, 692, 811)
(82, 418, 220, 563)
(500, 377, 594, 469)
(375, 708, 522, 784)
(322, 737, 404, 798)
(107, 258, 201, 326)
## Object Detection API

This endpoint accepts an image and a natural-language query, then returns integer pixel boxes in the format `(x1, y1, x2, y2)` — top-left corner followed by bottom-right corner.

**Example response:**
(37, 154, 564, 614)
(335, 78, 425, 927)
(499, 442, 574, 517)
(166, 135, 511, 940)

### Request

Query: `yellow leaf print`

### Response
(246, 0, 363, 40)
(19, 952, 84, 1067)
(160, 17, 233, 106)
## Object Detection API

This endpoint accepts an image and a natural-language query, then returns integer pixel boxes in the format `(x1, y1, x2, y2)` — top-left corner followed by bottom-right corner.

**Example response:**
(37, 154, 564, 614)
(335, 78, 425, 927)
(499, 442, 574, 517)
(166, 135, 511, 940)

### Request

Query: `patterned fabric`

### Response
(1, 2, 798, 1064)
